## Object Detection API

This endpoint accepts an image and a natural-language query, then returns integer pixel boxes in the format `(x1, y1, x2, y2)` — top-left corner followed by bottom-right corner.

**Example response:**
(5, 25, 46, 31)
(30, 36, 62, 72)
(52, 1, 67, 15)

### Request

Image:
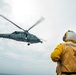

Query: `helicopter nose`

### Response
(37, 39, 43, 43)
(40, 40, 43, 43)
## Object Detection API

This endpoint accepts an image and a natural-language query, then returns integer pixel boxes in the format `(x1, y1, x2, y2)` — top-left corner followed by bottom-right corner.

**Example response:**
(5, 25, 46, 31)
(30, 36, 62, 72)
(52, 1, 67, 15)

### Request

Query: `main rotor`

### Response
(0, 14, 45, 32)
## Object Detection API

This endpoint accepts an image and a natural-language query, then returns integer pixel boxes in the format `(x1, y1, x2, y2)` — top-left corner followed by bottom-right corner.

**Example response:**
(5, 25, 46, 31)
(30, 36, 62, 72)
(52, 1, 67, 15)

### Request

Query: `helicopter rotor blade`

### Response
(0, 14, 25, 31)
(27, 17, 45, 31)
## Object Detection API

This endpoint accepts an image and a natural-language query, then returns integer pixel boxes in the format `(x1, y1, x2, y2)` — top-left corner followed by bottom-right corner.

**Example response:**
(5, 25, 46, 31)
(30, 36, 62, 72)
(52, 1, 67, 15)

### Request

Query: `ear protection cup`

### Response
(63, 33, 66, 41)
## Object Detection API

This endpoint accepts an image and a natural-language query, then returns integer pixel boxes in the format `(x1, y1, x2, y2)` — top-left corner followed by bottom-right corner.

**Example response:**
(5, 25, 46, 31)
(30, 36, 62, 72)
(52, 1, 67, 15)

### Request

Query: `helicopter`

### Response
(0, 15, 45, 45)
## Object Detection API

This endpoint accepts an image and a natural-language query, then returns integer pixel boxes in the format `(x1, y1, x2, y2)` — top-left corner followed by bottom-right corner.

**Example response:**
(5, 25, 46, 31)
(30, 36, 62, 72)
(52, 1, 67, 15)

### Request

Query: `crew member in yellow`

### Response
(50, 30, 76, 75)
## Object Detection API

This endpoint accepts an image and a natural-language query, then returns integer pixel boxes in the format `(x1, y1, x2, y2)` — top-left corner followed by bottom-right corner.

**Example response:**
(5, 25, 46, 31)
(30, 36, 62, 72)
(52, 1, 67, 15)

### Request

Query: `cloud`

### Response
(0, 0, 11, 15)
(0, 0, 58, 75)
(0, 0, 76, 75)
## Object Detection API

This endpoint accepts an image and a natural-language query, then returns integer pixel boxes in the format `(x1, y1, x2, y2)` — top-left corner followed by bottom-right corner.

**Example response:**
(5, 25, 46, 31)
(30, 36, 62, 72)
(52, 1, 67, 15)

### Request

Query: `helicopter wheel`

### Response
(27, 43, 30, 45)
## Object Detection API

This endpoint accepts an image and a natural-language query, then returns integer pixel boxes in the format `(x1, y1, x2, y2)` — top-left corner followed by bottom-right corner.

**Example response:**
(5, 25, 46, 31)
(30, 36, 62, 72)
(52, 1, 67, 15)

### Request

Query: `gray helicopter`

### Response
(0, 15, 45, 45)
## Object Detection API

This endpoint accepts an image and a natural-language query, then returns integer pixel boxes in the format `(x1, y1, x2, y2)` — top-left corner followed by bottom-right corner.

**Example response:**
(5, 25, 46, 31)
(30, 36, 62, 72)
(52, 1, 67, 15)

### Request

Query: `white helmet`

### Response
(63, 30, 76, 43)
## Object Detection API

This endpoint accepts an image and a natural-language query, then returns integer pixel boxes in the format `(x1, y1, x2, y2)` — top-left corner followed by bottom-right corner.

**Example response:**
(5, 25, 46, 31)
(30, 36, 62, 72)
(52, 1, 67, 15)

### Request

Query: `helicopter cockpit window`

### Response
(12, 31, 20, 34)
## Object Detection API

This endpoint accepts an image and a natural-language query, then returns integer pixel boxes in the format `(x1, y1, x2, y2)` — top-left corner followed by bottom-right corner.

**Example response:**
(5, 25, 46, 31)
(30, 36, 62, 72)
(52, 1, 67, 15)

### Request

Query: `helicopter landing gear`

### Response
(27, 43, 30, 45)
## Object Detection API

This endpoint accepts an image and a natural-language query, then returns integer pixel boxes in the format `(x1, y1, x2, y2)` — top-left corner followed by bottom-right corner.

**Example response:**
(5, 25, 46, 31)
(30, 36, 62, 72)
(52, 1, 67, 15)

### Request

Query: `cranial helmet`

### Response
(63, 30, 76, 42)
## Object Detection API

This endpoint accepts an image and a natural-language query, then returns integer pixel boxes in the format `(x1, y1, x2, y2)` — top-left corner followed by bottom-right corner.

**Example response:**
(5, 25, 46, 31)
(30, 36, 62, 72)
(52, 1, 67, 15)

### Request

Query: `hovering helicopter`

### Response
(0, 15, 45, 45)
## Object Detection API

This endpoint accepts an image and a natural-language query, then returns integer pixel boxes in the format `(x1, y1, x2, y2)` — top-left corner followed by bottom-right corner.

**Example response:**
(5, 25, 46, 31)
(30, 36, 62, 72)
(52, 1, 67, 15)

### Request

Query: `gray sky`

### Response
(0, 0, 76, 75)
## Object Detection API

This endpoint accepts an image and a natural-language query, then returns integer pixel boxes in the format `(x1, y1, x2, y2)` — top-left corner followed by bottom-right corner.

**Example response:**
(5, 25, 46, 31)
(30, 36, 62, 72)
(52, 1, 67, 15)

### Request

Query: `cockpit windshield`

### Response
(12, 31, 20, 34)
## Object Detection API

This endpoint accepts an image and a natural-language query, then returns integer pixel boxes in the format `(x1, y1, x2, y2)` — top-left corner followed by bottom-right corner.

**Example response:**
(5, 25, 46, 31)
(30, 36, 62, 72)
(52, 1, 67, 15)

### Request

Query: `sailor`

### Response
(50, 30, 76, 75)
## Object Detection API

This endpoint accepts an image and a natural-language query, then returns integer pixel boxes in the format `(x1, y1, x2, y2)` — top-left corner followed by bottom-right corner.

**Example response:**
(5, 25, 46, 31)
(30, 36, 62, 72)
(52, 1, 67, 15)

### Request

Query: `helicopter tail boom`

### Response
(0, 34, 10, 38)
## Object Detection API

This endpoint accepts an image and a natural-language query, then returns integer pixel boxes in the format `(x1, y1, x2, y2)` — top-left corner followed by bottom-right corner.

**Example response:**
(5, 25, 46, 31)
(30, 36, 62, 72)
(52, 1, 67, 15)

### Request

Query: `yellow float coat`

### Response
(51, 42, 76, 75)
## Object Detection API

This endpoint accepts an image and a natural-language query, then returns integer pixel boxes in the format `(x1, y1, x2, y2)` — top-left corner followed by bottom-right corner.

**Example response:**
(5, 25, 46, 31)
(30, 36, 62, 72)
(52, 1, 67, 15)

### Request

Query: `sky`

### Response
(0, 0, 76, 75)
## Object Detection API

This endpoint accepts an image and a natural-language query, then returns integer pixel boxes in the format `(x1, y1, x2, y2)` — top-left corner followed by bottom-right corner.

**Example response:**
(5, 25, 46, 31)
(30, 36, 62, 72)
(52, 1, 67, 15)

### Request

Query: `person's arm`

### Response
(50, 44, 63, 62)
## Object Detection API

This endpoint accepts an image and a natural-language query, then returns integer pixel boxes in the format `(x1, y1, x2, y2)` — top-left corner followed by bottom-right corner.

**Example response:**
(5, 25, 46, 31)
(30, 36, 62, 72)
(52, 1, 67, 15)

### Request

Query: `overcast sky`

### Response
(0, 0, 76, 75)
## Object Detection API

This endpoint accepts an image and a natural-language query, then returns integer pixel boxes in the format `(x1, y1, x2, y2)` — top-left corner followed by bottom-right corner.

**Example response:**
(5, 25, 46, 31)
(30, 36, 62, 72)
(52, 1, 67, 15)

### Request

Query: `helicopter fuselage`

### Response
(0, 14, 44, 45)
(0, 31, 42, 45)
